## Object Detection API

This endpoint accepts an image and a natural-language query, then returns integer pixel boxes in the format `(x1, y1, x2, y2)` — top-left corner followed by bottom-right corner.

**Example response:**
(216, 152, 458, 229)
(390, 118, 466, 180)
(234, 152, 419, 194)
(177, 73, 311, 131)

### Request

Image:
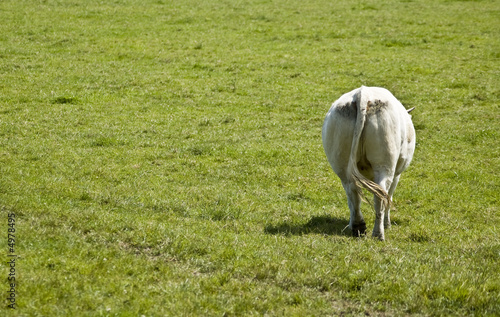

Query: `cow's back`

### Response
(322, 86, 415, 183)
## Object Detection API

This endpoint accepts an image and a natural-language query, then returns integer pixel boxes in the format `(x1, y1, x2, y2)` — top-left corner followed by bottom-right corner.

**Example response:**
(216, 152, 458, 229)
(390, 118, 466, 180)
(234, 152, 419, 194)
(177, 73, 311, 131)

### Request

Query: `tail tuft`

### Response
(352, 168, 391, 208)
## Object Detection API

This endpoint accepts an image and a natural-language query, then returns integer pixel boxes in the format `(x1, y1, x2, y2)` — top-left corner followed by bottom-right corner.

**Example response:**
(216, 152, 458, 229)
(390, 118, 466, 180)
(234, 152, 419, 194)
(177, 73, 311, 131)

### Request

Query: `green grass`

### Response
(1, 0, 499, 315)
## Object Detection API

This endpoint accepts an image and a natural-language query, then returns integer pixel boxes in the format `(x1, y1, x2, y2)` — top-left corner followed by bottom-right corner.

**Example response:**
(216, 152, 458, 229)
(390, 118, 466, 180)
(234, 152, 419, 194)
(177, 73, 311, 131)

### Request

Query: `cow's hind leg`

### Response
(372, 172, 394, 241)
(385, 175, 401, 229)
(343, 182, 366, 237)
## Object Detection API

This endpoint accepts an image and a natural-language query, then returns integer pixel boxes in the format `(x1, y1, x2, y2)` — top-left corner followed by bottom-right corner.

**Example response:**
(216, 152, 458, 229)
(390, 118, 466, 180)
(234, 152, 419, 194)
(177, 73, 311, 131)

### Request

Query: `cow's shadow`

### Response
(264, 215, 350, 236)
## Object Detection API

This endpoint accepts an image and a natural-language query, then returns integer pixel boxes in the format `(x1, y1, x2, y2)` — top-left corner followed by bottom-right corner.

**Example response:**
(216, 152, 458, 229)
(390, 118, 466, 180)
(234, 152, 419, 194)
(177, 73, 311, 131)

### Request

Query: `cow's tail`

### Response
(348, 87, 391, 208)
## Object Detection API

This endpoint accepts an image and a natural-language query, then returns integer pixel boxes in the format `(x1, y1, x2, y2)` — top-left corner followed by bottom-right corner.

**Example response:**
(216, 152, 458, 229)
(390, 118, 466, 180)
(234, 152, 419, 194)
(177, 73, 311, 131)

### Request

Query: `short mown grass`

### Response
(1, 0, 499, 315)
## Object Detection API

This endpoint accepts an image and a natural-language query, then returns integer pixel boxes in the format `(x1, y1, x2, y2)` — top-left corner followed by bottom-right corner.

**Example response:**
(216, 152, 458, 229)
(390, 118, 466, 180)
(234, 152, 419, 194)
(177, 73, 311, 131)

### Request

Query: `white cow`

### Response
(322, 86, 415, 240)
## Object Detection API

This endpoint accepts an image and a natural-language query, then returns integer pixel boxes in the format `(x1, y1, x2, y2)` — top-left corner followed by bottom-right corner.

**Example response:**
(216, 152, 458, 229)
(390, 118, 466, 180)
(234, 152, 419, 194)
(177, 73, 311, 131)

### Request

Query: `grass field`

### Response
(1, 0, 499, 315)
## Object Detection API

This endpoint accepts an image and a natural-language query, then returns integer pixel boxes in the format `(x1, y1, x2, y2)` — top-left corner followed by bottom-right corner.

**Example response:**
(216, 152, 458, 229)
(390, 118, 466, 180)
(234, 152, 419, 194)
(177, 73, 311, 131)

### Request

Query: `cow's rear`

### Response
(322, 86, 415, 240)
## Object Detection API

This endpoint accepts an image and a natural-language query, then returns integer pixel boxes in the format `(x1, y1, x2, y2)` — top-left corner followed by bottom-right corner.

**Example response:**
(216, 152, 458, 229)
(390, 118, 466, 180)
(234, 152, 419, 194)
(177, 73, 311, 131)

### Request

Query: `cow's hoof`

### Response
(352, 222, 367, 237)
(372, 232, 385, 241)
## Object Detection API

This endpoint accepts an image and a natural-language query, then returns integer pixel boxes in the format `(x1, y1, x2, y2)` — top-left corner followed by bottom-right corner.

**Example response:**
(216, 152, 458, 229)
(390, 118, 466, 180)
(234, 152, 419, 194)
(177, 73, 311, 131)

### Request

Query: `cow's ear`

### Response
(407, 107, 415, 113)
